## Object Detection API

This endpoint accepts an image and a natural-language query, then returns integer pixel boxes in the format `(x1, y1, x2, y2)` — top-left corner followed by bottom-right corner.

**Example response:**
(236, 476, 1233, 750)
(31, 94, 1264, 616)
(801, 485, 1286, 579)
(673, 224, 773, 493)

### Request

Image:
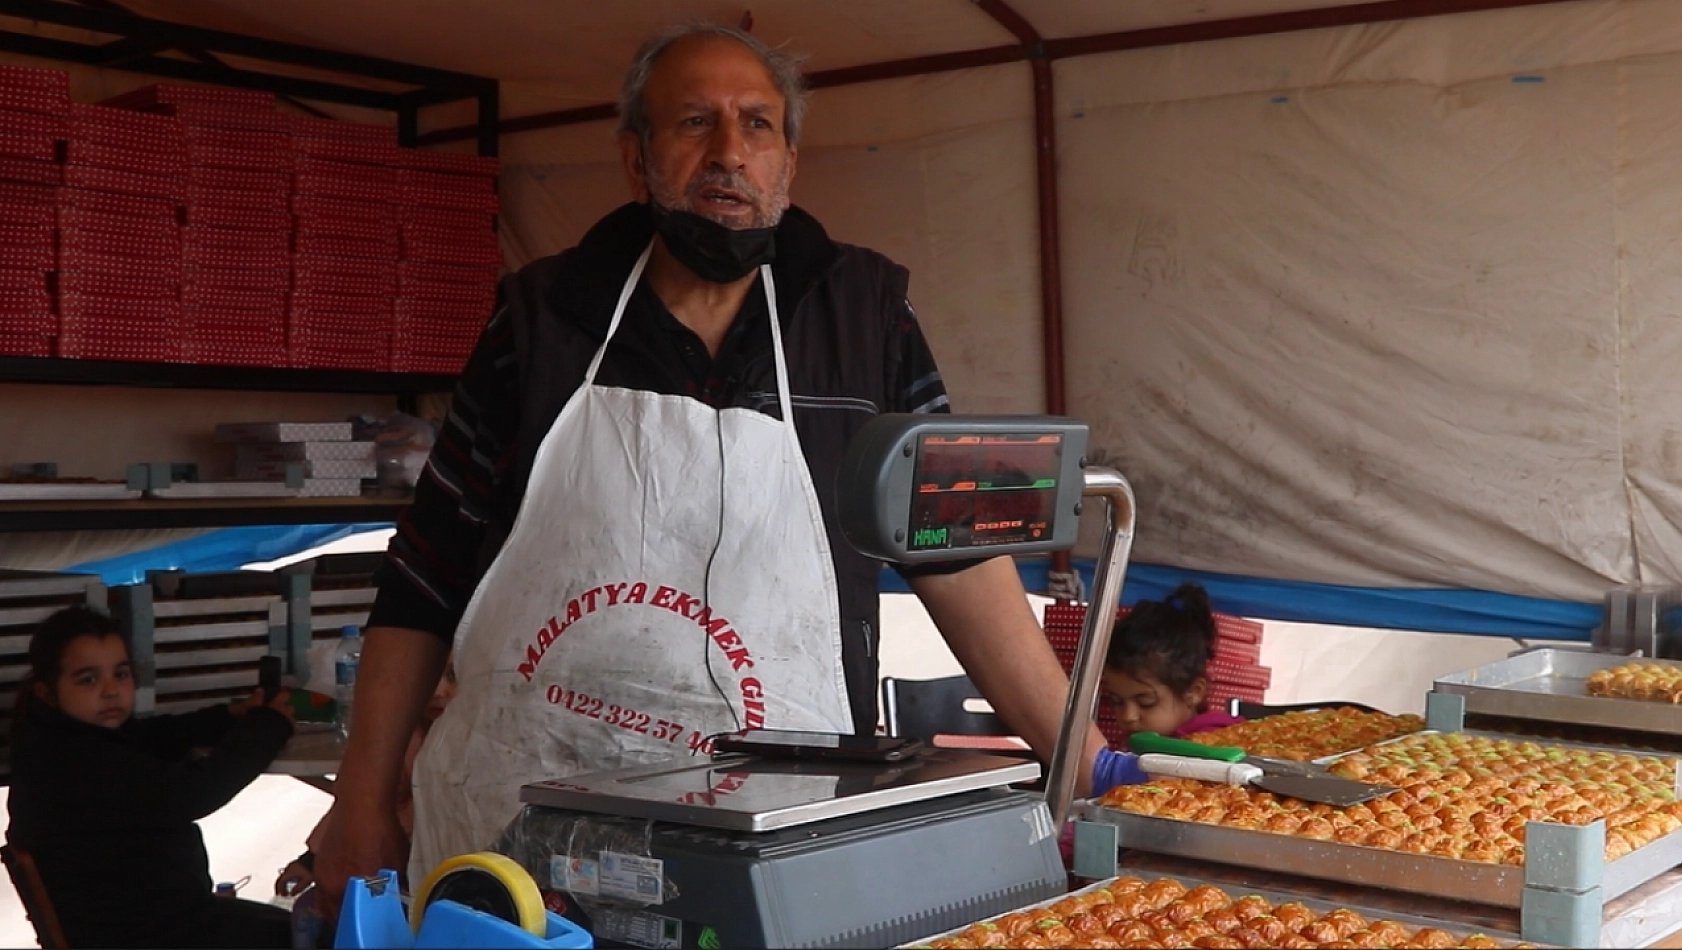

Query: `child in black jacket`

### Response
(8, 605, 297, 948)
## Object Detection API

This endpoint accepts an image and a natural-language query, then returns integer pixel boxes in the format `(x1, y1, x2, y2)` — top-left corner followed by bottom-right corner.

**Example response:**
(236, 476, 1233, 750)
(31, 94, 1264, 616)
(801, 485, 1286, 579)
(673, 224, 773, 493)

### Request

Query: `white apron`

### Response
(409, 245, 854, 880)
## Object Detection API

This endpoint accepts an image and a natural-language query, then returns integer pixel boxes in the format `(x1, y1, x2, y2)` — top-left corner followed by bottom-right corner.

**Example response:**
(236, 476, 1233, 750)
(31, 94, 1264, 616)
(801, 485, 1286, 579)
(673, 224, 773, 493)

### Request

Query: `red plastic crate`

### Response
(186, 142, 292, 173)
(59, 250, 182, 283)
(0, 220, 51, 245)
(0, 132, 59, 163)
(290, 293, 391, 316)
(1207, 661, 1272, 690)
(395, 297, 494, 323)
(182, 285, 286, 311)
(397, 149, 500, 178)
(0, 181, 54, 206)
(64, 164, 184, 202)
(184, 226, 289, 256)
(190, 165, 289, 193)
(398, 188, 501, 214)
(0, 65, 70, 94)
(0, 110, 69, 140)
(295, 216, 396, 243)
(398, 260, 500, 286)
(56, 188, 177, 221)
(57, 334, 185, 362)
(0, 88, 70, 118)
(58, 206, 180, 239)
(290, 271, 395, 299)
(61, 292, 182, 318)
(401, 239, 503, 268)
(0, 287, 51, 311)
(0, 267, 48, 292)
(399, 206, 495, 233)
(294, 171, 396, 204)
(293, 138, 402, 168)
(399, 168, 494, 195)
(0, 157, 61, 186)
(181, 265, 290, 291)
(70, 103, 184, 140)
(183, 244, 292, 269)
(287, 115, 395, 144)
(291, 192, 395, 221)
(168, 102, 288, 132)
(290, 311, 389, 334)
(293, 231, 398, 261)
(60, 229, 180, 262)
(0, 307, 56, 332)
(185, 345, 287, 368)
(57, 271, 179, 299)
(0, 244, 52, 270)
(181, 204, 287, 232)
(1212, 638, 1262, 665)
(65, 140, 186, 177)
(103, 84, 275, 112)
(390, 352, 468, 374)
(185, 183, 289, 211)
(0, 203, 52, 228)
(0, 332, 53, 357)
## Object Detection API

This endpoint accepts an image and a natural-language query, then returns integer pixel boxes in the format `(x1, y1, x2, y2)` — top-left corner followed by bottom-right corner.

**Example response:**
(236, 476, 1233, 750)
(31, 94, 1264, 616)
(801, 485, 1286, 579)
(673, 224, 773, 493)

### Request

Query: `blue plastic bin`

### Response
(335, 869, 592, 950)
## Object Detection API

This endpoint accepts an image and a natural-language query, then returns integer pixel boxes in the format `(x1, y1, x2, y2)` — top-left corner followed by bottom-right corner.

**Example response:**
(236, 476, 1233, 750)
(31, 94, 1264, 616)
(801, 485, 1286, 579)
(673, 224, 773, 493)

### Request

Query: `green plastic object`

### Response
(290, 689, 337, 723)
(1128, 732, 1245, 762)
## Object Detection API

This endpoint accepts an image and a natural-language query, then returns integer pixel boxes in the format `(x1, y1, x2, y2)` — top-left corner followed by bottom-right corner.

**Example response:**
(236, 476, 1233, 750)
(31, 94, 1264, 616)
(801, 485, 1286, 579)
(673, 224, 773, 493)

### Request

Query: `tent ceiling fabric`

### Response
(117, 0, 1409, 91)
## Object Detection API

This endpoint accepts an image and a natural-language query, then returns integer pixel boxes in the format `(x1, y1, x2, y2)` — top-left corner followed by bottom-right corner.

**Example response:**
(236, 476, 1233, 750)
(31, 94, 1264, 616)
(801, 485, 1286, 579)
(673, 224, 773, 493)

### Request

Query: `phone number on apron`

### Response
(546, 685, 713, 752)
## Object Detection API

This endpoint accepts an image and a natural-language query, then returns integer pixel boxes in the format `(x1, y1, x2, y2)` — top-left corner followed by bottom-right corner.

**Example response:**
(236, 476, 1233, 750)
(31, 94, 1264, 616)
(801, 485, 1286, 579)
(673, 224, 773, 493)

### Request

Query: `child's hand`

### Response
(232, 687, 297, 722)
(276, 859, 315, 897)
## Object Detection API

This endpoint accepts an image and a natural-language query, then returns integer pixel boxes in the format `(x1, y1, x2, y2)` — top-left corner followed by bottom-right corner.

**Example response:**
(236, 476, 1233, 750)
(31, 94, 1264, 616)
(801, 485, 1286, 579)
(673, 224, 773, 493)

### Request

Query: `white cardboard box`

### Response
(215, 422, 356, 443)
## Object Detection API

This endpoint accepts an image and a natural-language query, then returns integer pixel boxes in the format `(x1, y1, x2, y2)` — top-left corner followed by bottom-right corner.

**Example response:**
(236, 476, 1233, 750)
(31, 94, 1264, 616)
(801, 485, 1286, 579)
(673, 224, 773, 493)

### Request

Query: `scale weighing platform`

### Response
(498, 415, 1138, 949)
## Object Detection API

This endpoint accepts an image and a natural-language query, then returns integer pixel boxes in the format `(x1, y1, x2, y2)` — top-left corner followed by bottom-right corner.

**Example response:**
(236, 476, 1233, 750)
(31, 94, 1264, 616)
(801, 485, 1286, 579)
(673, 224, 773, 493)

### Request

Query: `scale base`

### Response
(497, 788, 1064, 949)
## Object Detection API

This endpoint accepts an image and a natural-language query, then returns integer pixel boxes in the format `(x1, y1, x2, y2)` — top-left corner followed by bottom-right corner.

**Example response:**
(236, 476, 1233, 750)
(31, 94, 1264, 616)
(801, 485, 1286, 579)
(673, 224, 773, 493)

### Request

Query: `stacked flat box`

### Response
(215, 423, 367, 498)
(103, 86, 290, 368)
(57, 104, 185, 363)
(1041, 601, 1268, 745)
(391, 149, 501, 374)
(0, 67, 69, 356)
(287, 137, 402, 372)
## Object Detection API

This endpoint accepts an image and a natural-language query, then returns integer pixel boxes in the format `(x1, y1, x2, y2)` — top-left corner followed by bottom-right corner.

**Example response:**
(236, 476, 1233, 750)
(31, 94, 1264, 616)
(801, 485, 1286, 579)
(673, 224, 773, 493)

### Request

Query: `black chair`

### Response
(881, 674, 1010, 740)
(3, 842, 68, 949)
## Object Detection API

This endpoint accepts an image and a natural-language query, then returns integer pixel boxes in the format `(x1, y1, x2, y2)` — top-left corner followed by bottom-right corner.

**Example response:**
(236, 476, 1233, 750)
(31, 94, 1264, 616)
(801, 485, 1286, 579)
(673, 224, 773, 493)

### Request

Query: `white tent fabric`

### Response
(7, 0, 1682, 606)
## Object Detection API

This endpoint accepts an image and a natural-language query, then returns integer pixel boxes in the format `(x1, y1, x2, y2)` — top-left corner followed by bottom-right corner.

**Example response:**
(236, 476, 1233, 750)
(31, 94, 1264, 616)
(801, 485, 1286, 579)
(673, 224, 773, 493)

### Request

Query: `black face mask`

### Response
(649, 202, 777, 283)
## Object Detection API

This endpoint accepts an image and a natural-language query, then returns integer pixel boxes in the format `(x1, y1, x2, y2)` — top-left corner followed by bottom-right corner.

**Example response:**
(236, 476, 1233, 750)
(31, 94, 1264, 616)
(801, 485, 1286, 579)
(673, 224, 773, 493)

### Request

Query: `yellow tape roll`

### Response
(409, 851, 547, 937)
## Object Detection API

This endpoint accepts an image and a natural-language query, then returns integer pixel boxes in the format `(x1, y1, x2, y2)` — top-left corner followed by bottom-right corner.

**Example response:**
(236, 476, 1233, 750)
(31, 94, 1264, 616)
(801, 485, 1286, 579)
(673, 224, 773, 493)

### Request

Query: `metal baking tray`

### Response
(1078, 733, 1682, 908)
(0, 482, 141, 501)
(1435, 649, 1682, 734)
(901, 871, 1539, 947)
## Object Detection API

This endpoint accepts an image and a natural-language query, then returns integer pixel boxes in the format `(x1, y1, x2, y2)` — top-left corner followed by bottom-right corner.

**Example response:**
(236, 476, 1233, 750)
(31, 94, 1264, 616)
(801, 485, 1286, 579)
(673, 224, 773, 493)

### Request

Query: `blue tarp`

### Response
(70, 524, 1598, 641)
(66, 523, 395, 587)
(882, 559, 1599, 642)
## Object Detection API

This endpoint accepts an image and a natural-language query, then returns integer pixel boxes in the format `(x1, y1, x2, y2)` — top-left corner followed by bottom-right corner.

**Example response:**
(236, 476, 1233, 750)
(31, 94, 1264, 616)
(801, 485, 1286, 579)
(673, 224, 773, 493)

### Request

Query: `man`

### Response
(316, 23, 1109, 905)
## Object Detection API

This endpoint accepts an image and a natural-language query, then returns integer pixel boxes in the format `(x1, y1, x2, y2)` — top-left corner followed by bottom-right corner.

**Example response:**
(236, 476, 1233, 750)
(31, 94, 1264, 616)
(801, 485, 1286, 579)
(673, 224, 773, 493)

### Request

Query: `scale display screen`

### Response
(837, 415, 1088, 563)
(908, 434, 1062, 552)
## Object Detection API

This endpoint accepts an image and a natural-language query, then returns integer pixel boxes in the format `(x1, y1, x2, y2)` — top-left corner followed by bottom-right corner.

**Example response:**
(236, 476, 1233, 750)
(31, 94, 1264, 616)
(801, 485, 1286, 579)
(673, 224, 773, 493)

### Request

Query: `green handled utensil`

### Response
(1128, 731, 1398, 806)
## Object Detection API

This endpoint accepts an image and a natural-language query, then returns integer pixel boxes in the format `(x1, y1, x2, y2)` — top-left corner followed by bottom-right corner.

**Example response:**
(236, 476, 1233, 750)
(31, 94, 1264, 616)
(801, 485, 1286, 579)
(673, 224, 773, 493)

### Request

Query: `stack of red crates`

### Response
(391, 151, 501, 374)
(0, 66, 70, 358)
(102, 84, 292, 368)
(287, 119, 401, 372)
(58, 103, 186, 363)
(1042, 600, 1270, 746)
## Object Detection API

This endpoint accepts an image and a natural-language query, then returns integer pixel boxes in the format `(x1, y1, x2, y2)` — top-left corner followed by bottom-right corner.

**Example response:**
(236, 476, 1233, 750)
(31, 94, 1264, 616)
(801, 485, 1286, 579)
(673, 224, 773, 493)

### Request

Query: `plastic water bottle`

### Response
(334, 625, 362, 739)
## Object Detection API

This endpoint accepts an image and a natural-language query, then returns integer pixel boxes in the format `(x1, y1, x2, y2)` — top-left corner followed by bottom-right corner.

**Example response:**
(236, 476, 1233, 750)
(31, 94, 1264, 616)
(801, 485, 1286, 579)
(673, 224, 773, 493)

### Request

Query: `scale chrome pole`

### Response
(1042, 466, 1136, 829)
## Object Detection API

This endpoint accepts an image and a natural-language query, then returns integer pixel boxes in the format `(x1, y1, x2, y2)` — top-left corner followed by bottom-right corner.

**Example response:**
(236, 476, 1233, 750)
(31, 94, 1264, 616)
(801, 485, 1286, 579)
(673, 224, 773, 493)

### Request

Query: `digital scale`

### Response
(500, 415, 1138, 949)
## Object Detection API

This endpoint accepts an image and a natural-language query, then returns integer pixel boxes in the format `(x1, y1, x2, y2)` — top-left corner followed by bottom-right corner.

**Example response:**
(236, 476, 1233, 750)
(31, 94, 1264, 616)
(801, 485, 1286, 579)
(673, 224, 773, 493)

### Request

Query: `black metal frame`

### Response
(0, 355, 455, 393)
(0, 0, 500, 153)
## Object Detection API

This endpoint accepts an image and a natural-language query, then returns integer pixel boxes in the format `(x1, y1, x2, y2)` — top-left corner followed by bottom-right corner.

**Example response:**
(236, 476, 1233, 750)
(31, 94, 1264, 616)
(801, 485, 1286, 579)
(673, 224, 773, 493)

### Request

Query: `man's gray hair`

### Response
(619, 23, 809, 148)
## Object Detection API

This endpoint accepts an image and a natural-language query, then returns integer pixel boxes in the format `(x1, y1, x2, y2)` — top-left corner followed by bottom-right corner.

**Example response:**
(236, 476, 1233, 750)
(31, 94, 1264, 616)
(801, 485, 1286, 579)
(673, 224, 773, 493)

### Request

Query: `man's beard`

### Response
(646, 157, 791, 230)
